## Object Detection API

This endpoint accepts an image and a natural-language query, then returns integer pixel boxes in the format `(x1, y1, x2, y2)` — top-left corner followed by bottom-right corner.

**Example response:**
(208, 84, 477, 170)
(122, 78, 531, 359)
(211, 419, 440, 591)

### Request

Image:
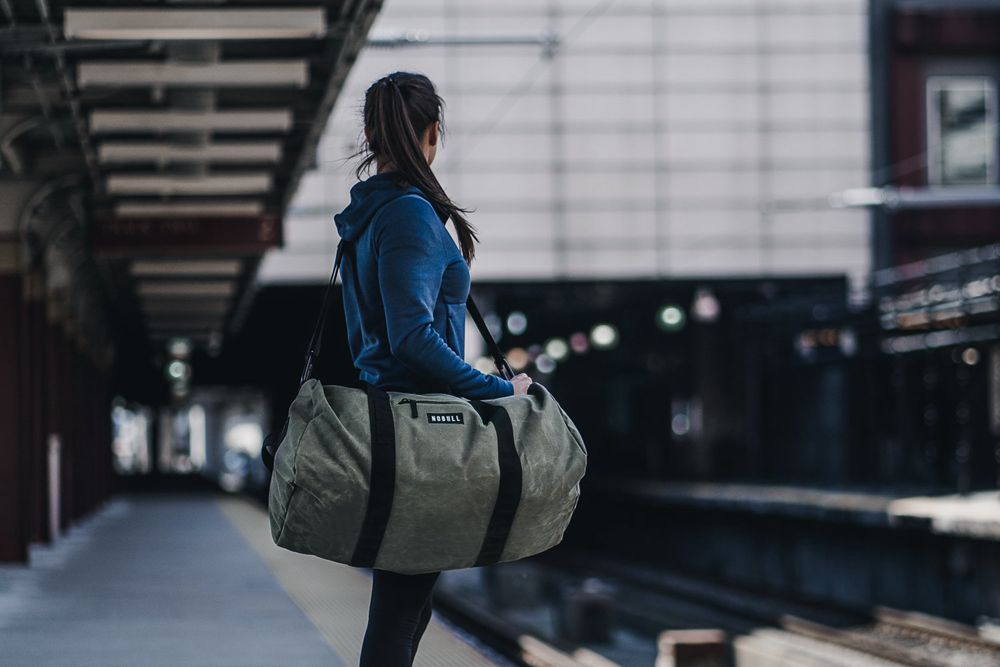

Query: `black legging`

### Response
(360, 569, 441, 666)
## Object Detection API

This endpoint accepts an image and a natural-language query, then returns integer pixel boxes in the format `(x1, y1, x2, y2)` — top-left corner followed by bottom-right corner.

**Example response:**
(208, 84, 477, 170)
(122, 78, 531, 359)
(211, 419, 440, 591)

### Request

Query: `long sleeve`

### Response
(374, 202, 513, 400)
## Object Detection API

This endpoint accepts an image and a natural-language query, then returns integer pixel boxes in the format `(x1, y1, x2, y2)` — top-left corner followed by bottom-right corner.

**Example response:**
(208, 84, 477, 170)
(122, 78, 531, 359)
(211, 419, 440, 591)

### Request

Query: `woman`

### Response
(333, 71, 533, 666)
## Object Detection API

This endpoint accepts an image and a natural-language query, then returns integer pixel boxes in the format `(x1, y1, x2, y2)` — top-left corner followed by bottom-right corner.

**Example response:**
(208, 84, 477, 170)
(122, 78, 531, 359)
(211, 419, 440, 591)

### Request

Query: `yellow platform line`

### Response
(217, 495, 499, 667)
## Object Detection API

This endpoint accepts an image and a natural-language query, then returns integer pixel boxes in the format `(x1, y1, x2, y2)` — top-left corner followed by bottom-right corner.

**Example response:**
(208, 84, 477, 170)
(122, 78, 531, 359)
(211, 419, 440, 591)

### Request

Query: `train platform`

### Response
(598, 479, 1000, 541)
(0, 494, 498, 667)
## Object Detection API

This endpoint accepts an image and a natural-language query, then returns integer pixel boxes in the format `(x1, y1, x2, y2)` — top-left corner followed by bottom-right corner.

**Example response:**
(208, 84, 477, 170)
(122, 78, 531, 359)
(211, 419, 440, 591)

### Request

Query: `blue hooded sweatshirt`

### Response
(333, 171, 514, 400)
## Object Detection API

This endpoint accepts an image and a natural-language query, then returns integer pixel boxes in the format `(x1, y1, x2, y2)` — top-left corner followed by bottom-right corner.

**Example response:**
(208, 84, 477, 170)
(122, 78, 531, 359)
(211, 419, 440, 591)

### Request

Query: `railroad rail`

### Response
(548, 552, 1000, 667)
(434, 585, 622, 667)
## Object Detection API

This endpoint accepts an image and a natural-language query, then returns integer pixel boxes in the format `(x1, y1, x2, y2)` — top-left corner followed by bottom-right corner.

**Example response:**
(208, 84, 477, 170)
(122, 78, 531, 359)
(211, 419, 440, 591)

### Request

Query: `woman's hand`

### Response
(511, 373, 533, 396)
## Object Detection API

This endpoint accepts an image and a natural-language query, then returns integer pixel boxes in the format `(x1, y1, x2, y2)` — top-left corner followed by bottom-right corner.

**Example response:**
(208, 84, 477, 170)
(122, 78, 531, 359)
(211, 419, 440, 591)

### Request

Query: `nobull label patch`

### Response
(427, 412, 464, 425)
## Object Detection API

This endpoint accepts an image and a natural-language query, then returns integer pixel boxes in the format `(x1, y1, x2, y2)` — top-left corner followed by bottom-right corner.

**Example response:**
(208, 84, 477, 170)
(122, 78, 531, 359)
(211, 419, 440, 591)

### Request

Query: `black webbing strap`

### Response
(466, 297, 515, 380)
(470, 401, 523, 566)
(299, 241, 345, 385)
(350, 384, 397, 567)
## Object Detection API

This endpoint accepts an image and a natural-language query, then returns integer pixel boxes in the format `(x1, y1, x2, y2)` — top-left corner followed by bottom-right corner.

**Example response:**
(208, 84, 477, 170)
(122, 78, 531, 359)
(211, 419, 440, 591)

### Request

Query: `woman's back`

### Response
(334, 171, 512, 400)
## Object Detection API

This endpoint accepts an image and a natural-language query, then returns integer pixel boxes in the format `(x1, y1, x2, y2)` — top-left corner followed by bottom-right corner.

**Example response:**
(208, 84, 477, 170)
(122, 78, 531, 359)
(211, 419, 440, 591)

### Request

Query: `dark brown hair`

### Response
(352, 71, 479, 262)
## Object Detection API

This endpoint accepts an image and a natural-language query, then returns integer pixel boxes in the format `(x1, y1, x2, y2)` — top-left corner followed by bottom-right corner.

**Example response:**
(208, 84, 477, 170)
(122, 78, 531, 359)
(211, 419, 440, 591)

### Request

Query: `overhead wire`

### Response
(450, 0, 621, 169)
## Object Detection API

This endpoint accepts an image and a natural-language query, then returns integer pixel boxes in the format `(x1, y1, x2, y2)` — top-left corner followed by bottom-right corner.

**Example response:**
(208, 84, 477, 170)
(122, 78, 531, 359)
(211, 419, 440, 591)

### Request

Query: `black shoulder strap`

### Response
(299, 239, 513, 385)
(465, 295, 514, 380)
(299, 240, 345, 385)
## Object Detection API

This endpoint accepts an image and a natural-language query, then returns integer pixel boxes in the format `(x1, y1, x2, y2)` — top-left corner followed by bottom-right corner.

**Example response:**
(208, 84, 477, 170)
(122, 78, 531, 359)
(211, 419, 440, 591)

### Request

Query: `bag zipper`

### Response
(397, 398, 463, 418)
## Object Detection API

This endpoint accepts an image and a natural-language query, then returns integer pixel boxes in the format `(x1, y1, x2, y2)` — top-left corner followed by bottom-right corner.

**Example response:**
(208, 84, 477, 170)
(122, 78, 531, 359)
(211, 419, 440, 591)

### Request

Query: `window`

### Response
(926, 76, 998, 186)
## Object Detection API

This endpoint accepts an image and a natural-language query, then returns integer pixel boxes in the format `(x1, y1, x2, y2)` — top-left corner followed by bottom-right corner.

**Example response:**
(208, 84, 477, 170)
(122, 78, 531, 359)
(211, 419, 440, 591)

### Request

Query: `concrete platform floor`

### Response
(0, 494, 499, 667)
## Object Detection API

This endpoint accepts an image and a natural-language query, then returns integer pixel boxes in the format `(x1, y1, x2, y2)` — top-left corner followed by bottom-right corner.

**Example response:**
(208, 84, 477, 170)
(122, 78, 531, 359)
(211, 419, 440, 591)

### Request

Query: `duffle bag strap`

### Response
(466, 295, 515, 381)
(262, 240, 344, 472)
(299, 240, 346, 385)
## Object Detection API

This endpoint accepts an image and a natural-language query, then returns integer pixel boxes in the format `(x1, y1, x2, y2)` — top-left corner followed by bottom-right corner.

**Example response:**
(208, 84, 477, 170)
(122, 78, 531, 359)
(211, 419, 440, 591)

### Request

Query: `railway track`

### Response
(434, 584, 623, 667)
(548, 552, 1000, 667)
(427, 548, 1000, 666)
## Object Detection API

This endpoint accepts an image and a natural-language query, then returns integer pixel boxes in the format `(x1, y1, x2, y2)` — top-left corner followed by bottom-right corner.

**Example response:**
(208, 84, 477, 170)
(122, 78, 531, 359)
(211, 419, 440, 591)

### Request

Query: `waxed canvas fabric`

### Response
(268, 378, 587, 574)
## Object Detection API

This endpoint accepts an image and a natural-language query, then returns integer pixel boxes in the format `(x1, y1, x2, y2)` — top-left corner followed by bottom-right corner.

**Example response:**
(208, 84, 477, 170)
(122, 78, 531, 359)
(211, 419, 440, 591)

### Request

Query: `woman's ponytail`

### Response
(353, 72, 479, 263)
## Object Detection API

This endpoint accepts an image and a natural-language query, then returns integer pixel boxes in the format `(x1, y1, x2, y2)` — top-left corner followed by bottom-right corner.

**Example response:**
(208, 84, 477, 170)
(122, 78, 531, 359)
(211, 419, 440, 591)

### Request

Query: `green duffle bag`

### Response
(263, 241, 587, 574)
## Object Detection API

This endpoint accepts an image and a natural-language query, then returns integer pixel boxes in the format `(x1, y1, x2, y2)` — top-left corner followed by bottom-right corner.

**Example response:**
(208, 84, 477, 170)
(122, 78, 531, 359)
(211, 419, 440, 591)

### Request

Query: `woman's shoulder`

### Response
(381, 189, 437, 218)
(373, 192, 452, 247)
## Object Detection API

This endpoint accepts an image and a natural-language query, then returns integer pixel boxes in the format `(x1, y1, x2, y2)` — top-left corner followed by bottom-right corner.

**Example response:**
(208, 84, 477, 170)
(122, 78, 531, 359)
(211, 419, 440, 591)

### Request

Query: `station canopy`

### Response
(2, 1, 379, 355)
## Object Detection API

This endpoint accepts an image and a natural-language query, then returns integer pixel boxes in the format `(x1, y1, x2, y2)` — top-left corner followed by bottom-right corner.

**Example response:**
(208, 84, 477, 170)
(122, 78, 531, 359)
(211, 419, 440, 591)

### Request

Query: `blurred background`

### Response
(2, 1, 1000, 665)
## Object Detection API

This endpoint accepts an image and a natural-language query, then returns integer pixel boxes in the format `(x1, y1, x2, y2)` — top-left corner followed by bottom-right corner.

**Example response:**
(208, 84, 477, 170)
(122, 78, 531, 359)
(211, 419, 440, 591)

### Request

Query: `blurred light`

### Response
(166, 360, 189, 380)
(795, 331, 817, 359)
(839, 328, 858, 356)
(507, 347, 529, 371)
(656, 305, 686, 331)
(506, 311, 528, 336)
(219, 471, 243, 493)
(963, 347, 980, 366)
(474, 356, 495, 374)
(168, 337, 192, 359)
(692, 287, 721, 323)
(223, 449, 248, 473)
(527, 344, 542, 360)
(671, 413, 690, 436)
(188, 405, 206, 469)
(535, 354, 556, 374)
(224, 421, 264, 456)
(590, 323, 619, 349)
(829, 186, 889, 209)
(544, 338, 569, 361)
(569, 332, 589, 354)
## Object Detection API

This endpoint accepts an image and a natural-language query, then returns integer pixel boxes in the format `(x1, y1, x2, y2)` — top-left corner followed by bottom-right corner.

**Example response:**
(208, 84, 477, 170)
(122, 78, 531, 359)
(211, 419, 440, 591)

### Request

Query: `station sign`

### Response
(92, 214, 282, 257)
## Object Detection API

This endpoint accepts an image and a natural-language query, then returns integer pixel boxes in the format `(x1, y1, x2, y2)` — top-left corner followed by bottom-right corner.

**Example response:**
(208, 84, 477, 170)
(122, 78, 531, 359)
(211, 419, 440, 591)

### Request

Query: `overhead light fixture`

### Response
(99, 141, 282, 164)
(65, 8, 326, 41)
(131, 260, 243, 277)
(106, 173, 272, 195)
(115, 200, 264, 218)
(90, 110, 292, 134)
(78, 61, 309, 88)
(137, 281, 235, 298)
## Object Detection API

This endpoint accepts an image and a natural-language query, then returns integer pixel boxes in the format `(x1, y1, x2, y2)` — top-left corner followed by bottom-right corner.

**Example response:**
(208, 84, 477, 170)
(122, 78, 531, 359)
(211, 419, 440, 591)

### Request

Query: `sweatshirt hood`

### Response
(334, 171, 441, 242)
